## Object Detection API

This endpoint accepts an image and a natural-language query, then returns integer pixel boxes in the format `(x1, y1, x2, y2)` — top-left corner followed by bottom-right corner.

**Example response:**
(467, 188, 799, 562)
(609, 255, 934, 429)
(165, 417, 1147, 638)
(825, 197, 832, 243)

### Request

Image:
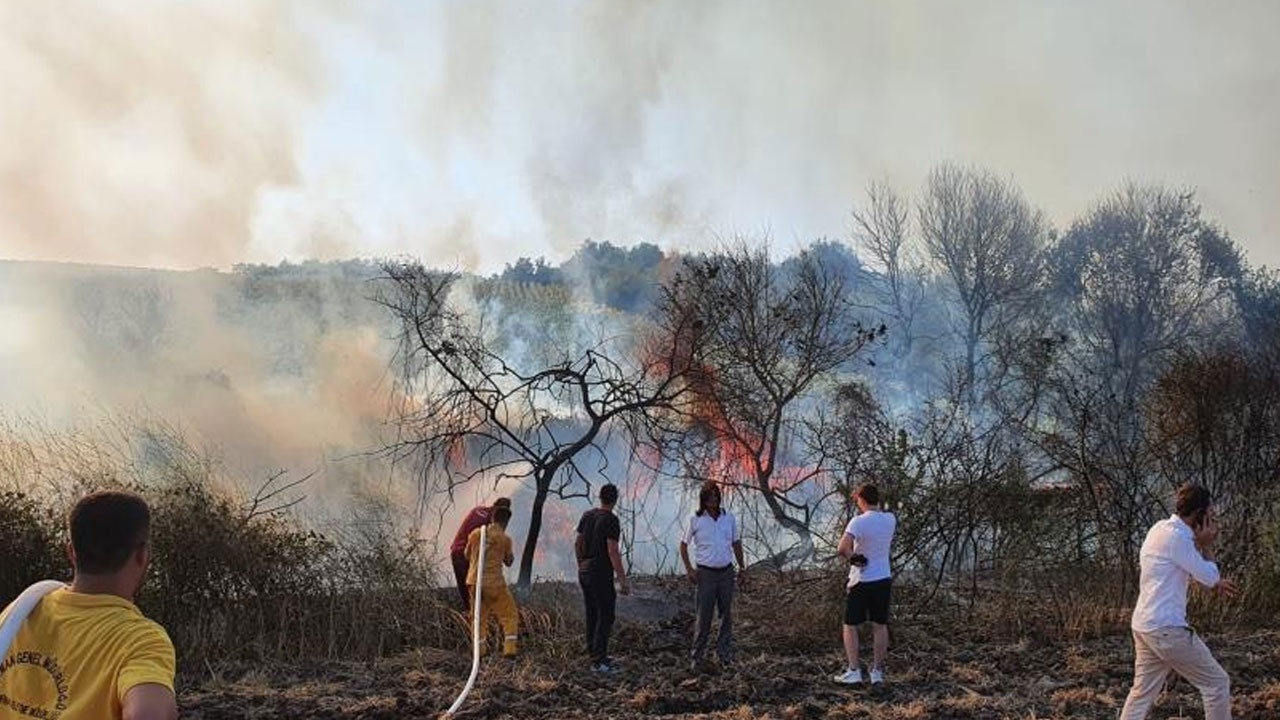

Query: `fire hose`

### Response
(443, 523, 485, 718)
(0, 581, 66, 659)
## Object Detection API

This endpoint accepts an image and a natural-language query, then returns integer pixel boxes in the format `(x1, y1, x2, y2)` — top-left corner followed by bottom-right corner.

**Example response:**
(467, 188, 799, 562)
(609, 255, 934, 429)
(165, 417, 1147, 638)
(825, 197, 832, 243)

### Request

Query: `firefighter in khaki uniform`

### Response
(464, 506, 519, 657)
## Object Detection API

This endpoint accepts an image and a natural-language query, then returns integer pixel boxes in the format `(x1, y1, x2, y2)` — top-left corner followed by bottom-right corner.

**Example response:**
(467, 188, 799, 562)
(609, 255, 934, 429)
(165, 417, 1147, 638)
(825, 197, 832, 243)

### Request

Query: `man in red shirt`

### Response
(450, 497, 511, 609)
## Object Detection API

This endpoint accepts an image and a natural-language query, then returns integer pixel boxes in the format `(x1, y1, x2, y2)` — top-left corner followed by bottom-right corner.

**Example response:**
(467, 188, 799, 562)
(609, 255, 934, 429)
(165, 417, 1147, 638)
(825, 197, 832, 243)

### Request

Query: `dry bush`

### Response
(736, 569, 843, 653)
(972, 565, 1132, 643)
(0, 417, 452, 666)
(142, 472, 452, 664)
(0, 490, 65, 600)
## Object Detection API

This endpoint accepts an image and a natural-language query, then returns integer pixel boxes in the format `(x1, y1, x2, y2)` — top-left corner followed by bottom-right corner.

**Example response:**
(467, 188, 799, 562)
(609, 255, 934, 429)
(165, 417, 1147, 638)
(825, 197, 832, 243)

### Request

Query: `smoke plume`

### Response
(5, 1, 1275, 272)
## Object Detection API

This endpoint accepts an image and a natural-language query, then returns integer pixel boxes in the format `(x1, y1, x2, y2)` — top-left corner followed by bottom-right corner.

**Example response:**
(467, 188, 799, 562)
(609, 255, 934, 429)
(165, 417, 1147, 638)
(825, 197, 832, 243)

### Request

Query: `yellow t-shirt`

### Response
(0, 589, 175, 720)
(465, 524, 513, 588)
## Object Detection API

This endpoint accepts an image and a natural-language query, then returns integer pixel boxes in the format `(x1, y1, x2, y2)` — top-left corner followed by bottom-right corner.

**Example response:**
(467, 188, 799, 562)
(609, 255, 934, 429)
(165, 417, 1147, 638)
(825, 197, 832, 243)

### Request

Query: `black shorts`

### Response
(844, 577, 892, 625)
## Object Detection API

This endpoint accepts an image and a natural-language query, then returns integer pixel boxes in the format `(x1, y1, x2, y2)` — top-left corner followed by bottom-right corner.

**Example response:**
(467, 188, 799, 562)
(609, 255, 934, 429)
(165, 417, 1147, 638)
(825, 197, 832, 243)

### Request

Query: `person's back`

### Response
(0, 589, 173, 719)
(0, 490, 176, 720)
(466, 522, 513, 590)
(846, 510, 896, 583)
(451, 506, 493, 556)
(575, 485, 629, 672)
(1132, 517, 1217, 633)
(576, 508, 617, 577)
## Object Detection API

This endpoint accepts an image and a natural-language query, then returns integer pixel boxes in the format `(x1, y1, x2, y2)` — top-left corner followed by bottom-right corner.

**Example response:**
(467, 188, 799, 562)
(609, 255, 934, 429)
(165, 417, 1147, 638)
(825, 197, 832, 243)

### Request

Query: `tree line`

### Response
(379, 163, 1279, 615)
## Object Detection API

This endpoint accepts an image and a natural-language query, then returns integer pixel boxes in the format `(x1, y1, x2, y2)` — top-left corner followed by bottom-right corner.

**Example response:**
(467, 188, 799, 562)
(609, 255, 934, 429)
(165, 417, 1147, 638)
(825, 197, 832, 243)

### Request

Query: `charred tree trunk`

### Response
(754, 468, 815, 562)
(517, 472, 553, 590)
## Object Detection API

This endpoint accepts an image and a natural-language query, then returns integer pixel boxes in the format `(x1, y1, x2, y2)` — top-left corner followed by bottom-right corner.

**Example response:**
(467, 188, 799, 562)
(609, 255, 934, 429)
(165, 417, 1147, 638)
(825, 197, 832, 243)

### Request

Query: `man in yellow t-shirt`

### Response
(464, 506, 519, 657)
(0, 490, 177, 720)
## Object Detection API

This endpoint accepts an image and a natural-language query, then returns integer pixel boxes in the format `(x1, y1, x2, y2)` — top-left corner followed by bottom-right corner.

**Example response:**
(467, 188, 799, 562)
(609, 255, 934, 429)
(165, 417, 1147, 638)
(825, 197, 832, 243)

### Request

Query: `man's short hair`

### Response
(855, 483, 881, 507)
(600, 483, 619, 506)
(69, 490, 151, 575)
(492, 497, 512, 510)
(493, 506, 513, 526)
(1175, 484, 1212, 520)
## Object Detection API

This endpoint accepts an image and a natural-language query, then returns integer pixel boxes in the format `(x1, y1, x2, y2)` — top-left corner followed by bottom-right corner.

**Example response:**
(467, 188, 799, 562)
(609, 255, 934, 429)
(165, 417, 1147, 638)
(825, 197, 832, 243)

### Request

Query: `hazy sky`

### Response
(1, 0, 1277, 273)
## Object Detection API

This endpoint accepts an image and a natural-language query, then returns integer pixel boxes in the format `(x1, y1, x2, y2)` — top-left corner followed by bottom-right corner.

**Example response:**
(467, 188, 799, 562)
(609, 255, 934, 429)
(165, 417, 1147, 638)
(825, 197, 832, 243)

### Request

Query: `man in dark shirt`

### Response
(449, 497, 511, 609)
(575, 483, 630, 672)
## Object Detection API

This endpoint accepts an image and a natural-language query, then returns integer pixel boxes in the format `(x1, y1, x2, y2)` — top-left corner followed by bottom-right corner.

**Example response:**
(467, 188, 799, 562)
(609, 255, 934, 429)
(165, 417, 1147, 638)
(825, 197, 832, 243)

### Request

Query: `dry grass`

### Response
(175, 571, 1280, 719)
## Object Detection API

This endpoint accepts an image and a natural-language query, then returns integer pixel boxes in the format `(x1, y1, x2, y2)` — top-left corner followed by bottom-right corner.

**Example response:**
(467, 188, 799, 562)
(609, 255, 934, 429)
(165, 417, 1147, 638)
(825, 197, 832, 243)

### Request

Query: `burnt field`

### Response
(179, 576, 1280, 720)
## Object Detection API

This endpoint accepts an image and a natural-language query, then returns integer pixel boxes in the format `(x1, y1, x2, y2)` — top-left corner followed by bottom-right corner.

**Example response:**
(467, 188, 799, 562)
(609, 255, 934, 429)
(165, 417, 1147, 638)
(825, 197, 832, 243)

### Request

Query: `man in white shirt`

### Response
(832, 482, 896, 686)
(679, 481, 747, 670)
(1121, 484, 1239, 720)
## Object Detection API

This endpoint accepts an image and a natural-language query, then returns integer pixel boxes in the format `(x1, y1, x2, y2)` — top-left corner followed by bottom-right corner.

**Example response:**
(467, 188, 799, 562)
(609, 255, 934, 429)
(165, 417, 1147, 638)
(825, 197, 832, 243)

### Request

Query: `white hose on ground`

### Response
(0, 581, 65, 659)
(443, 523, 486, 718)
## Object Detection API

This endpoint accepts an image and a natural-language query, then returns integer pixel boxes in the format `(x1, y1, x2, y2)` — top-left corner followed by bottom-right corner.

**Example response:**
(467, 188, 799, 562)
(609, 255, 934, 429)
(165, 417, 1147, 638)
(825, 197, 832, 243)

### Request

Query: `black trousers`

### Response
(579, 572, 617, 663)
(451, 550, 470, 610)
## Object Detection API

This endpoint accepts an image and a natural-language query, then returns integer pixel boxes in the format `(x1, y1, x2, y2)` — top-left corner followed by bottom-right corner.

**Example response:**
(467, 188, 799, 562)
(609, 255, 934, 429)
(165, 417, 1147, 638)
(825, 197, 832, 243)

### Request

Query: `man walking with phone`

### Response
(1120, 483, 1239, 720)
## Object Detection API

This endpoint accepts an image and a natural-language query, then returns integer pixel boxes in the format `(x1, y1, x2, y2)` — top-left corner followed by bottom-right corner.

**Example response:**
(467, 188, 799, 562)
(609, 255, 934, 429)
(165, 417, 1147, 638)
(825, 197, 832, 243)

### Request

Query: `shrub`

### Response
(0, 490, 66, 601)
(0, 418, 450, 666)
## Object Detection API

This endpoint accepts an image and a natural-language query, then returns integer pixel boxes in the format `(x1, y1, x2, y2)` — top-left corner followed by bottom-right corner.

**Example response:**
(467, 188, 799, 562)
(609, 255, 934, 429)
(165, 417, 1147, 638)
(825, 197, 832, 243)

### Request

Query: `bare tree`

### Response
(1050, 185, 1234, 409)
(1234, 268, 1280, 352)
(801, 382, 894, 524)
(1018, 343, 1158, 594)
(798, 380, 909, 564)
(374, 262, 696, 588)
(654, 241, 883, 558)
(852, 180, 926, 357)
(917, 164, 1048, 404)
(1000, 186, 1239, 596)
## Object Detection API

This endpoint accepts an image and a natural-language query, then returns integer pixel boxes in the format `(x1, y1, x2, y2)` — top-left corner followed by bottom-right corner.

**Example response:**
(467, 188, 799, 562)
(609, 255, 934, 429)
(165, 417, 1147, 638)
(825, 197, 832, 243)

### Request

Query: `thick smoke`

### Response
(0, 260, 398, 516)
(0, 1, 333, 268)
(2, 1, 1275, 271)
(329, 0, 1280, 269)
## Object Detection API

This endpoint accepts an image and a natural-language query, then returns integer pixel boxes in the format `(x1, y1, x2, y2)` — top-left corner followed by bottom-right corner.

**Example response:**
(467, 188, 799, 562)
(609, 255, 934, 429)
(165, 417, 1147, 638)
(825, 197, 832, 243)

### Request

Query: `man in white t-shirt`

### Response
(832, 482, 896, 686)
(1120, 484, 1238, 720)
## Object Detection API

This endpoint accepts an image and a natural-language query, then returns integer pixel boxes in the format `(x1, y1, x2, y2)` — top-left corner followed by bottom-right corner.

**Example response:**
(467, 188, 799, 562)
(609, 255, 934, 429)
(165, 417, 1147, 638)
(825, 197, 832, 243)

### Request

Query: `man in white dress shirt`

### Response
(679, 481, 747, 670)
(1120, 484, 1239, 720)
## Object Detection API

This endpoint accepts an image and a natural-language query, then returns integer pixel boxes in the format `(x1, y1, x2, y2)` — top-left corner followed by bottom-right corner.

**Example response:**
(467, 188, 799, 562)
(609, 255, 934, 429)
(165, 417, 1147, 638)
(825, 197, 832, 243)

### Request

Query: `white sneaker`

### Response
(833, 667, 863, 685)
(869, 667, 885, 684)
